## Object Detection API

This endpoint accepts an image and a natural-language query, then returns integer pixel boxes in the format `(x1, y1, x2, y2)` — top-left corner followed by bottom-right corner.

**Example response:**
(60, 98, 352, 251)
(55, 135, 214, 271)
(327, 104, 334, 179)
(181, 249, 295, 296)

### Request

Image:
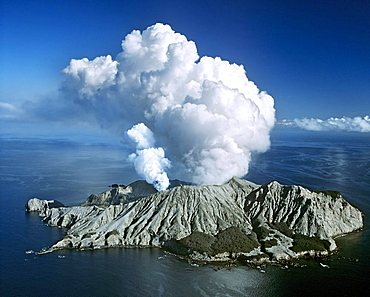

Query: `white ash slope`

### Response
(244, 181, 363, 239)
(44, 178, 258, 250)
(27, 178, 363, 261)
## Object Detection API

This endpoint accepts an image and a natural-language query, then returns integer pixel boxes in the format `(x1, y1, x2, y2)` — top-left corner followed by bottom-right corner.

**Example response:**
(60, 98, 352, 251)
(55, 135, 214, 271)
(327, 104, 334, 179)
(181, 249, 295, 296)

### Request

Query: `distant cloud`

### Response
(0, 102, 23, 120)
(279, 116, 370, 132)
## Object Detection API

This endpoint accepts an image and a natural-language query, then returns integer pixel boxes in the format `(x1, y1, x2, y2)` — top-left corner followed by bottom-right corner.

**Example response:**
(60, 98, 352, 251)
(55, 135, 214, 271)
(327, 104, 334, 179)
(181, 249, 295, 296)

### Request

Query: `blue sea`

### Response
(0, 129, 369, 297)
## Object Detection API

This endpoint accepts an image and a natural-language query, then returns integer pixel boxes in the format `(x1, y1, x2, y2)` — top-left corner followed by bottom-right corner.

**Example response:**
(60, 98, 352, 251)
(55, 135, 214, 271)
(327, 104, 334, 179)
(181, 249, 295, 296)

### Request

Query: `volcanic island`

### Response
(26, 177, 363, 266)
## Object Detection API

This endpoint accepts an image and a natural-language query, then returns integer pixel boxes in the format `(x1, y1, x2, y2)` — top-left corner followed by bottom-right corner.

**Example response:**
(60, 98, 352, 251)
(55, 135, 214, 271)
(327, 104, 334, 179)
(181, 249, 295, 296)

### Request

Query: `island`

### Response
(26, 177, 363, 265)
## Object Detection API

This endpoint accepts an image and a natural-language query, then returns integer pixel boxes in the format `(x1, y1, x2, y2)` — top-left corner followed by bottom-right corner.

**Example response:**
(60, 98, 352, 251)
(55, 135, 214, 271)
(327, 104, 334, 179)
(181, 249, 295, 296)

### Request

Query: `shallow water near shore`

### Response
(0, 129, 369, 296)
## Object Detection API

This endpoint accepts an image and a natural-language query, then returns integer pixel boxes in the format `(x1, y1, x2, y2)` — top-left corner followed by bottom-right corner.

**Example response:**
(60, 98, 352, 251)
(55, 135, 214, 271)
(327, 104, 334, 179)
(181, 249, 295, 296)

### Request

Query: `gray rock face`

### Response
(82, 180, 157, 206)
(244, 181, 363, 239)
(27, 178, 363, 262)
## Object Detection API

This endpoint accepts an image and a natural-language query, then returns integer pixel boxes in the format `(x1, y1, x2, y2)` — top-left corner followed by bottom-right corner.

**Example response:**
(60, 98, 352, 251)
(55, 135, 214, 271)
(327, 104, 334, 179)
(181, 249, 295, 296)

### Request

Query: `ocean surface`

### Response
(0, 129, 369, 297)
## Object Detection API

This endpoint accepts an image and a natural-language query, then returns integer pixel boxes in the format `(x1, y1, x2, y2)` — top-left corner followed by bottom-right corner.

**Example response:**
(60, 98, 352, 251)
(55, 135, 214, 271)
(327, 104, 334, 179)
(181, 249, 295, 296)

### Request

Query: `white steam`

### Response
(280, 116, 370, 133)
(127, 123, 155, 149)
(63, 23, 276, 189)
(127, 123, 171, 191)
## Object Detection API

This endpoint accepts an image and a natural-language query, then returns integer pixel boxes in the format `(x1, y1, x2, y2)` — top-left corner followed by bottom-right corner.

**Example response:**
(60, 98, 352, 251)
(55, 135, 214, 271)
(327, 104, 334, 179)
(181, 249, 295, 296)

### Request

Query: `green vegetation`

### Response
(179, 231, 216, 254)
(163, 227, 259, 257)
(269, 222, 294, 237)
(263, 238, 278, 249)
(291, 234, 331, 252)
(254, 226, 271, 240)
(164, 227, 332, 260)
(211, 227, 259, 255)
(162, 239, 189, 256)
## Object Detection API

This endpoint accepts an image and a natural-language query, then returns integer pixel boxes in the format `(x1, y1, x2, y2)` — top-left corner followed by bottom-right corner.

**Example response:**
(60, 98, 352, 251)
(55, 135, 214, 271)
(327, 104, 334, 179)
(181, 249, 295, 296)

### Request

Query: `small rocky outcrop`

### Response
(26, 178, 363, 264)
(26, 198, 64, 216)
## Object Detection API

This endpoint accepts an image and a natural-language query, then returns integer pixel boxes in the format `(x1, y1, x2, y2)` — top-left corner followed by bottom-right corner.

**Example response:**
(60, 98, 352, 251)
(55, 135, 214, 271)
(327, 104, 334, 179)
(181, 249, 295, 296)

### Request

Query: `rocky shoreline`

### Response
(26, 178, 363, 265)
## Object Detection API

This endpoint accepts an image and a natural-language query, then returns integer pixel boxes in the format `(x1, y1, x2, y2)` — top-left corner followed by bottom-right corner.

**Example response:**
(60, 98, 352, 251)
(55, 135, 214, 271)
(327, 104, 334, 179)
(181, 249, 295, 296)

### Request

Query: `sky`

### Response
(0, 0, 369, 127)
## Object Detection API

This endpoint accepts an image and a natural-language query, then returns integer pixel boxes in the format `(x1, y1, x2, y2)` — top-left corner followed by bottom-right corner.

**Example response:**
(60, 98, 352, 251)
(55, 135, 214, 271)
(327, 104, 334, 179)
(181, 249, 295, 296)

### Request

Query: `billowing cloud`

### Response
(126, 123, 155, 149)
(279, 116, 370, 132)
(61, 23, 276, 189)
(63, 55, 118, 97)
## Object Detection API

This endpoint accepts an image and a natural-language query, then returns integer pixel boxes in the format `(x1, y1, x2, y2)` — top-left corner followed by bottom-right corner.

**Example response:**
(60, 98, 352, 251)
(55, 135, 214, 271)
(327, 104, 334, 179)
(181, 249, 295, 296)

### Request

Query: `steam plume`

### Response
(63, 23, 276, 189)
(127, 123, 171, 191)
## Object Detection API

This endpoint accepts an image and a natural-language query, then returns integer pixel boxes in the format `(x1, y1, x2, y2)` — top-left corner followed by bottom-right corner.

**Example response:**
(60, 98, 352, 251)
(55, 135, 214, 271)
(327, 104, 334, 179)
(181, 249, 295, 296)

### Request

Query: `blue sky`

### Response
(1, 0, 369, 123)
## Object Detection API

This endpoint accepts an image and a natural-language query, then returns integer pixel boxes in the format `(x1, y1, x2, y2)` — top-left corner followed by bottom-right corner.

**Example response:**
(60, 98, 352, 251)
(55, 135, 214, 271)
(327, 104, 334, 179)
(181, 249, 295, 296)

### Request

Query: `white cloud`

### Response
(280, 116, 370, 132)
(0, 102, 23, 120)
(63, 55, 118, 97)
(60, 23, 276, 188)
(126, 123, 155, 149)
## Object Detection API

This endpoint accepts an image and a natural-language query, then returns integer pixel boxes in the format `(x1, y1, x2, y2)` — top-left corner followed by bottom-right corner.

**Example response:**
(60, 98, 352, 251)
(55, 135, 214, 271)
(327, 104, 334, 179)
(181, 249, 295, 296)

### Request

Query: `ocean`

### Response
(0, 129, 369, 297)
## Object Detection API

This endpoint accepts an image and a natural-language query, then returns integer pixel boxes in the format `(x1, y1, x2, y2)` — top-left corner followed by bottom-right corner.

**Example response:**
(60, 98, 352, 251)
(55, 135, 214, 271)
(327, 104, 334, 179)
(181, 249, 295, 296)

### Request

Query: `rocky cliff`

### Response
(26, 178, 363, 263)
